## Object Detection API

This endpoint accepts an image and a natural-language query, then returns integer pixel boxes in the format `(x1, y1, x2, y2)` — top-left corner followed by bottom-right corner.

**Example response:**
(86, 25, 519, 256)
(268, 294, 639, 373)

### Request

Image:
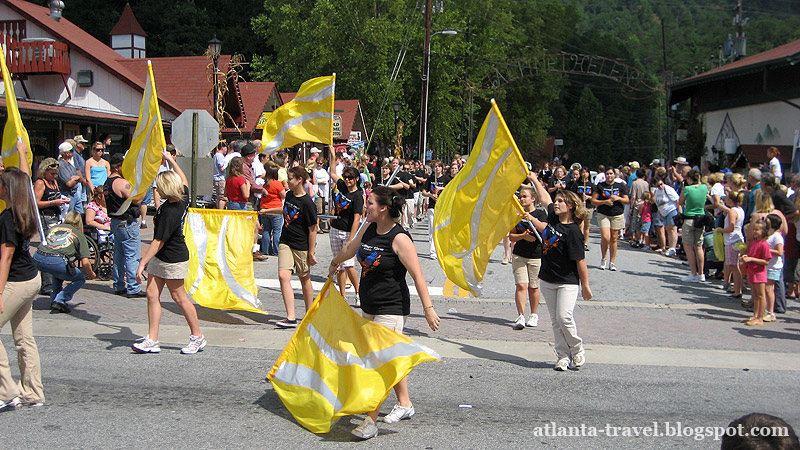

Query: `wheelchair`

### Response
(83, 225, 114, 281)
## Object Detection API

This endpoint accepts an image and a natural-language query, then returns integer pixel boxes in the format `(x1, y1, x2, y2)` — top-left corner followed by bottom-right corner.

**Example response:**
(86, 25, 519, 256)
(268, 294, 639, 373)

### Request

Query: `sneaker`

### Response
(681, 274, 698, 282)
(352, 416, 378, 439)
(276, 318, 298, 328)
(584, 244, 590, 251)
(6, 397, 42, 408)
(253, 251, 268, 261)
(764, 312, 777, 322)
(383, 404, 415, 423)
(126, 290, 147, 298)
(131, 336, 161, 353)
(501, 257, 509, 265)
(50, 302, 70, 313)
(697, 274, 706, 282)
(554, 358, 569, 371)
(600, 258, 607, 270)
(429, 253, 437, 260)
(354, 294, 361, 308)
(570, 352, 586, 369)
(609, 263, 618, 271)
(526, 313, 539, 327)
(665, 248, 676, 257)
(181, 335, 207, 354)
(512, 314, 526, 330)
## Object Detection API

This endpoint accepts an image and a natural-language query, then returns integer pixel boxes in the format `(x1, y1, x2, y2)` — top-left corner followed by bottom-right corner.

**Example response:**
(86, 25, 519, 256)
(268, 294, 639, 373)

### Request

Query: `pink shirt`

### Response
(640, 203, 652, 223)
(746, 239, 770, 283)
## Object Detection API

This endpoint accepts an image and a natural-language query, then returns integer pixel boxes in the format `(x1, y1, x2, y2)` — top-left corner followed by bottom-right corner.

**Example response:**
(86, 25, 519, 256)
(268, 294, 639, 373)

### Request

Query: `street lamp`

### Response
(208, 35, 222, 132)
(419, 29, 457, 164)
(392, 101, 400, 159)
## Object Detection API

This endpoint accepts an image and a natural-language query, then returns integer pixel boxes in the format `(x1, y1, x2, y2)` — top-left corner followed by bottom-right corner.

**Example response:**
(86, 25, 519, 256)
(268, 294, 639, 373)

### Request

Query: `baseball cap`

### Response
(110, 153, 125, 166)
(58, 141, 75, 154)
(310, 147, 321, 154)
(73, 135, 89, 143)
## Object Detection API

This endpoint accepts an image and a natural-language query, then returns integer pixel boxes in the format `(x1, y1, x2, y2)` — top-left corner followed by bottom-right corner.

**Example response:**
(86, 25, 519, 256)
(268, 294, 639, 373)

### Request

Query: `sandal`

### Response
(730, 293, 743, 299)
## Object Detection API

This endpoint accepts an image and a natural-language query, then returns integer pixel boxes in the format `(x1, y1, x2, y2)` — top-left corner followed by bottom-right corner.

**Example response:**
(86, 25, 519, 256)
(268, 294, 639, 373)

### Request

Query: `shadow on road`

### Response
(436, 337, 552, 369)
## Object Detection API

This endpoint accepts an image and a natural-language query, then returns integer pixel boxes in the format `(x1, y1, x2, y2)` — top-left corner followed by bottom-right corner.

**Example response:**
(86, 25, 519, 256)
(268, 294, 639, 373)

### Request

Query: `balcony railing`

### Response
(6, 39, 70, 75)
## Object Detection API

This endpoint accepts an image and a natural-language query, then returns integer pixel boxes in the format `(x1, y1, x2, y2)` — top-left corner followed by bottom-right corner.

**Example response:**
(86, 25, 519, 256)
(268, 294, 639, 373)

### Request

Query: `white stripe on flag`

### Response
(293, 83, 335, 103)
(262, 111, 334, 154)
(272, 362, 343, 413)
(217, 216, 262, 309)
(187, 213, 208, 295)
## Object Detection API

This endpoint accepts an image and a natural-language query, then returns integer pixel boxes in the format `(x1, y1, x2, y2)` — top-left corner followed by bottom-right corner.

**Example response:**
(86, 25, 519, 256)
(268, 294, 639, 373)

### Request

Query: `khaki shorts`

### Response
(212, 179, 226, 202)
(362, 312, 405, 334)
(682, 219, 704, 247)
(596, 212, 625, 230)
(278, 243, 310, 278)
(584, 207, 594, 221)
(146, 256, 189, 280)
(511, 254, 541, 287)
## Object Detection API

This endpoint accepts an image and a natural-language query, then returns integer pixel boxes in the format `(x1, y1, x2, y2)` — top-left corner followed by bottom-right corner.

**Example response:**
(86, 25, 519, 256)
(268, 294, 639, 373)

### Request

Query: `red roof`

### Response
(678, 38, 800, 86)
(2, 0, 180, 114)
(280, 92, 362, 139)
(237, 81, 278, 135)
(109, 3, 147, 37)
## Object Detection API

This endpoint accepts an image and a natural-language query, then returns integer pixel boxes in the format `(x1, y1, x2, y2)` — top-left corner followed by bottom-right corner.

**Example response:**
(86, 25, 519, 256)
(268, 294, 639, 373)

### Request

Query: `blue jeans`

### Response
(33, 252, 85, 305)
(111, 218, 143, 294)
(261, 214, 283, 256)
(66, 188, 84, 214)
(227, 202, 246, 210)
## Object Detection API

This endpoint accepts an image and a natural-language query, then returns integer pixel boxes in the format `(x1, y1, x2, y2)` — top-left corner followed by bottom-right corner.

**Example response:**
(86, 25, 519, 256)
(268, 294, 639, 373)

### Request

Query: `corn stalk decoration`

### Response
(205, 51, 247, 138)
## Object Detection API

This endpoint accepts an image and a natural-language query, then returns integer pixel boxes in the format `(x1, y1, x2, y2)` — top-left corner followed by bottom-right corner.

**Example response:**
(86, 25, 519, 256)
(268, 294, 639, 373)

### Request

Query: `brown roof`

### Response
(108, 3, 147, 37)
(1, 97, 143, 124)
(237, 81, 279, 135)
(741, 144, 793, 165)
(2, 0, 180, 114)
(280, 92, 362, 139)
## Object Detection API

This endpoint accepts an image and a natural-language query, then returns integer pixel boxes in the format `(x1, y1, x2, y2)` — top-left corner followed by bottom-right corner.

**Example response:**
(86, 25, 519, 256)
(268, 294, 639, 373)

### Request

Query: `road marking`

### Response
(9, 318, 798, 371)
(255, 278, 444, 297)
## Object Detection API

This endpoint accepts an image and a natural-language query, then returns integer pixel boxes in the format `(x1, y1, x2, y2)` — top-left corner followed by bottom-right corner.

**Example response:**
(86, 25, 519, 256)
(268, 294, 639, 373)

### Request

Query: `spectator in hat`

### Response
(56, 140, 88, 214)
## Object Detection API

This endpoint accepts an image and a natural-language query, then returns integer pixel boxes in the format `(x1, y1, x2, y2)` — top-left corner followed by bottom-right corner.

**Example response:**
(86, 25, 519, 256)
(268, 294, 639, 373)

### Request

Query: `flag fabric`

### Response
(116, 60, 166, 215)
(432, 99, 527, 296)
(267, 278, 439, 434)
(183, 208, 263, 314)
(0, 49, 32, 170)
(259, 75, 335, 155)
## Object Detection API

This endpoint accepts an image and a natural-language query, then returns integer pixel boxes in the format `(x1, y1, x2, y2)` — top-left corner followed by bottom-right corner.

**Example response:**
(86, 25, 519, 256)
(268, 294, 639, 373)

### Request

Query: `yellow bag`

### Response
(713, 230, 725, 261)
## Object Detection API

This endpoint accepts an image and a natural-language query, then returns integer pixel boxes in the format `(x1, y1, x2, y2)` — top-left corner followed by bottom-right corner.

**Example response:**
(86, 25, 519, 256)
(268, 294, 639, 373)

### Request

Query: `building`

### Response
(668, 37, 800, 170)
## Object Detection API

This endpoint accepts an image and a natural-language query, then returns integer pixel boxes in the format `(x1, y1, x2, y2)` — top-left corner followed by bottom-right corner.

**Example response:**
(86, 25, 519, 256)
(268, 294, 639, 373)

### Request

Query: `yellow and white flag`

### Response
(0, 49, 32, 170)
(117, 60, 166, 215)
(259, 75, 335, 155)
(433, 99, 527, 296)
(267, 279, 439, 434)
(183, 208, 263, 314)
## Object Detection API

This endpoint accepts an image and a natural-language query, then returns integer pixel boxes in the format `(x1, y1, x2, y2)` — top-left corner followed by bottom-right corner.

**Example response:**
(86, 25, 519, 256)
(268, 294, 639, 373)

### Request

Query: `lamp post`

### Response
(208, 35, 222, 133)
(418, 29, 457, 164)
(392, 101, 400, 159)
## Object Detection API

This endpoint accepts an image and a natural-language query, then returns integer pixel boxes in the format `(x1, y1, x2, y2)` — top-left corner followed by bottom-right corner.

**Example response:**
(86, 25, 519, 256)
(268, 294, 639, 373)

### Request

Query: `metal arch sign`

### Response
(484, 52, 660, 93)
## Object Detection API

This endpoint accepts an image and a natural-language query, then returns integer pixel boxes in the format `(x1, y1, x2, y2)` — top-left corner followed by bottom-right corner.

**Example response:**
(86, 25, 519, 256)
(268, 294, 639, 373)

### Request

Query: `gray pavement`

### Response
(1, 214, 799, 448)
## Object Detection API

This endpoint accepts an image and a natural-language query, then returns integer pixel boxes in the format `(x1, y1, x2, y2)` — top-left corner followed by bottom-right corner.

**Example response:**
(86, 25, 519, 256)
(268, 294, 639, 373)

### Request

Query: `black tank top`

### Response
(40, 180, 61, 217)
(357, 222, 411, 316)
(104, 175, 139, 221)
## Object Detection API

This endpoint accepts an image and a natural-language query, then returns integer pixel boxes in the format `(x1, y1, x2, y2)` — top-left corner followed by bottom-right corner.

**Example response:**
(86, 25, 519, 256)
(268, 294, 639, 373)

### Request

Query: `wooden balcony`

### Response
(6, 39, 70, 75)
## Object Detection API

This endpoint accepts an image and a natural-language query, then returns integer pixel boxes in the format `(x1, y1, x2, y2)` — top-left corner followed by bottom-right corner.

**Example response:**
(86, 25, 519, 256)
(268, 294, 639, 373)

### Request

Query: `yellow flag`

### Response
(116, 60, 166, 215)
(432, 99, 527, 296)
(259, 75, 335, 154)
(0, 49, 32, 170)
(183, 208, 263, 314)
(267, 279, 439, 434)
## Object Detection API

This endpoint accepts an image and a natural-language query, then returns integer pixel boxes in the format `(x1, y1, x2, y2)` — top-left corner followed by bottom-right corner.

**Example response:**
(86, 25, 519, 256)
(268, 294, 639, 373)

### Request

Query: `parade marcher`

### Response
(422, 160, 451, 259)
(592, 167, 629, 271)
(529, 173, 592, 371)
(105, 153, 145, 298)
(329, 165, 365, 305)
(84, 141, 110, 199)
(509, 186, 546, 330)
(258, 162, 286, 257)
(568, 167, 594, 251)
(0, 143, 45, 409)
(132, 153, 205, 354)
(413, 161, 428, 221)
(33, 212, 96, 313)
(677, 169, 708, 282)
(327, 185, 440, 440)
(33, 157, 70, 295)
(275, 167, 318, 328)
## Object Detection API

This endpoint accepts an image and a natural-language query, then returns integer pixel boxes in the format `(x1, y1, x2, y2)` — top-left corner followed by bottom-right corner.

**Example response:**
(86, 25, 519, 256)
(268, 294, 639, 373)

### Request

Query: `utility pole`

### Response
(661, 18, 673, 163)
(418, 0, 432, 162)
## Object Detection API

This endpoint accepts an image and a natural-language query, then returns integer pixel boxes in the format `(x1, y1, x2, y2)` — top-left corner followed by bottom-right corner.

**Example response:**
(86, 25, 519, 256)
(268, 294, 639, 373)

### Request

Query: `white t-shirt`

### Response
(314, 168, 330, 200)
(654, 185, 679, 216)
(222, 151, 241, 169)
(710, 182, 725, 215)
(767, 232, 784, 270)
(770, 156, 783, 180)
(723, 206, 744, 245)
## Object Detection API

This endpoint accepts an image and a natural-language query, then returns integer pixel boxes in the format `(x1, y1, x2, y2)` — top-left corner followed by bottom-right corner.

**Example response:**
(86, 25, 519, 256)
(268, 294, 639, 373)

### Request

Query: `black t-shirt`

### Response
(280, 191, 317, 251)
(770, 190, 797, 218)
(568, 180, 595, 208)
(538, 169, 552, 185)
(595, 181, 628, 216)
(424, 173, 451, 209)
(0, 209, 37, 282)
(153, 185, 190, 263)
(358, 222, 411, 316)
(511, 208, 547, 259)
(538, 205, 585, 285)
(395, 171, 415, 199)
(413, 170, 427, 193)
(331, 179, 364, 232)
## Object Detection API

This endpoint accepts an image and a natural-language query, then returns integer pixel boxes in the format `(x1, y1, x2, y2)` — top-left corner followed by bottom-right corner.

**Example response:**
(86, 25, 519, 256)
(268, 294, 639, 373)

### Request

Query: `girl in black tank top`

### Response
(327, 185, 440, 437)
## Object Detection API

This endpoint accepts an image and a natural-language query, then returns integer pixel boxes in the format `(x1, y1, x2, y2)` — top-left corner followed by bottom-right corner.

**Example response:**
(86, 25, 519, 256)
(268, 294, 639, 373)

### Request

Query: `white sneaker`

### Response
(526, 313, 539, 327)
(512, 314, 526, 330)
(697, 274, 706, 282)
(354, 293, 361, 308)
(665, 248, 676, 257)
(554, 358, 569, 371)
(570, 352, 586, 369)
(600, 258, 607, 270)
(609, 263, 618, 271)
(181, 335, 207, 354)
(131, 336, 161, 353)
(352, 416, 379, 439)
(383, 404, 415, 423)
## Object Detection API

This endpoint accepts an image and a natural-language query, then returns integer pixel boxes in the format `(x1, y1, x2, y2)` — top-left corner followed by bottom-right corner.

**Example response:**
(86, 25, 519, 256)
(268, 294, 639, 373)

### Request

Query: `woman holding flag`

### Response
(529, 172, 593, 371)
(328, 185, 440, 440)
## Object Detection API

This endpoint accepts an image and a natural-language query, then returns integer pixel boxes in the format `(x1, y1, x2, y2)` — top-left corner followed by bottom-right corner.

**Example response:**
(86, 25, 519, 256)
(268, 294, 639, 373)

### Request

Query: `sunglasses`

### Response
(47, 163, 59, 169)
(343, 175, 357, 180)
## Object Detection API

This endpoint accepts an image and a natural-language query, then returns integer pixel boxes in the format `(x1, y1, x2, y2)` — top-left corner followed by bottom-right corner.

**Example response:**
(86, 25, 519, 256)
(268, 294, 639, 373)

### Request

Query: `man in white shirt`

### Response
(314, 160, 330, 232)
(213, 142, 227, 209)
